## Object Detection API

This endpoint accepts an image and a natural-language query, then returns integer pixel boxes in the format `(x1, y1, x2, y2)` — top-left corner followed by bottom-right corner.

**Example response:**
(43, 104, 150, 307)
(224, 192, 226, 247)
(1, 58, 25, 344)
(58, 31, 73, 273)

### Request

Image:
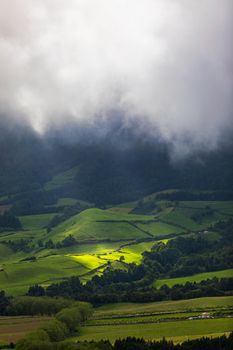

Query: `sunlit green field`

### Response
(0, 254, 89, 296)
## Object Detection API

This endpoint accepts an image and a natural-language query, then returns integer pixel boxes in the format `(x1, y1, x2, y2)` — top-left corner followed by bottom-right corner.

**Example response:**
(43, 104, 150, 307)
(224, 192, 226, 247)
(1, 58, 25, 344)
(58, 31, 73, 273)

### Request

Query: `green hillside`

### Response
(47, 208, 154, 242)
(0, 198, 232, 296)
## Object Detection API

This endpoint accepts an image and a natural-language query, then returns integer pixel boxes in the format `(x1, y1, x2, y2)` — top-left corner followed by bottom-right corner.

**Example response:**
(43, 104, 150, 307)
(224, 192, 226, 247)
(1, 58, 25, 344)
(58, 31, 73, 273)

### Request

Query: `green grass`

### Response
(121, 241, 156, 254)
(0, 255, 89, 296)
(154, 269, 233, 288)
(160, 207, 226, 231)
(0, 244, 13, 260)
(100, 251, 142, 264)
(179, 201, 233, 215)
(88, 312, 203, 326)
(19, 213, 56, 230)
(49, 208, 154, 242)
(55, 242, 128, 256)
(56, 197, 79, 206)
(137, 221, 183, 236)
(69, 255, 105, 270)
(95, 296, 233, 317)
(72, 318, 233, 343)
(44, 166, 79, 191)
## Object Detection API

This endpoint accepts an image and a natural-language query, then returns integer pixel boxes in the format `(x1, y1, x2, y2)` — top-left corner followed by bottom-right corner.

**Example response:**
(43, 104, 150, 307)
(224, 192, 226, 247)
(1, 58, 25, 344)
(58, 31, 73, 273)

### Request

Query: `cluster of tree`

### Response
(143, 235, 233, 279)
(0, 290, 10, 314)
(7, 296, 73, 316)
(25, 274, 233, 305)
(114, 334, 233, 350)
(213, 218, 233, 240)
(131, 199, 162, 215)
(6, 239, 31, 253)
(190, 206, 214, 224)
(11, 190, 58, 216)
(15, 301, 93, 350)
(37, 235, 77, 250)
(0, 212, 22, 230)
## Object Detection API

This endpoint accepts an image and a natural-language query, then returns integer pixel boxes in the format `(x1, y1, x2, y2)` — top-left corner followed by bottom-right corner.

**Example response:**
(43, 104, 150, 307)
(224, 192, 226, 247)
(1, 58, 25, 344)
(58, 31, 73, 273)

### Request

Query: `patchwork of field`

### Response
(1, 297, 232, 345)
(0, 199, 232, 295)
(0, 316, 51, 344)
(71, 296, 233, 343)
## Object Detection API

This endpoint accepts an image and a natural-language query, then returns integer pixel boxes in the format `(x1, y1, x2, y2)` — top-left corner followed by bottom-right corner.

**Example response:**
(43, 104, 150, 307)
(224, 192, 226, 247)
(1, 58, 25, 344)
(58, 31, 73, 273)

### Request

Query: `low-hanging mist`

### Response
(0, 0, 233, 155)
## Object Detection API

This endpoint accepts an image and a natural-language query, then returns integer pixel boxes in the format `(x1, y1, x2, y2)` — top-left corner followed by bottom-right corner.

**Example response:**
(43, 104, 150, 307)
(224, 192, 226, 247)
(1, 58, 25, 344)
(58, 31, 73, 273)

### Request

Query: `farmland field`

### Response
(71, 296, 233, 343)
(73, 318, 233, 343)
(94, 296, 233, 317)
(0, 316, 52, 344)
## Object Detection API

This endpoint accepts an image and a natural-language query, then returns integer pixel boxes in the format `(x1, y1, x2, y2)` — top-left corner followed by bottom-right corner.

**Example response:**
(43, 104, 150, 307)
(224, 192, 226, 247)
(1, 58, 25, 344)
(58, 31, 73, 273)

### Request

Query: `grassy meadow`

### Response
(73, 318, 233, 343)
(154, 269, 233, 289)
(94, 296, 233, 318)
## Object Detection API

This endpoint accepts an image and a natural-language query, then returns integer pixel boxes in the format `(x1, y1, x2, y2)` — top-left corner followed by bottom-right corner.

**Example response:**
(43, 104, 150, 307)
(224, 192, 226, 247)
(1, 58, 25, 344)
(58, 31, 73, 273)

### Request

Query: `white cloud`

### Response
(0, 0, 232, 152)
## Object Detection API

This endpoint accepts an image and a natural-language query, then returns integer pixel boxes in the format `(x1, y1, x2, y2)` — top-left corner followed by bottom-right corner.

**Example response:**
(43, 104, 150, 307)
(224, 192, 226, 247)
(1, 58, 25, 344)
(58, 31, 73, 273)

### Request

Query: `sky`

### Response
(0, 0, 232, 155)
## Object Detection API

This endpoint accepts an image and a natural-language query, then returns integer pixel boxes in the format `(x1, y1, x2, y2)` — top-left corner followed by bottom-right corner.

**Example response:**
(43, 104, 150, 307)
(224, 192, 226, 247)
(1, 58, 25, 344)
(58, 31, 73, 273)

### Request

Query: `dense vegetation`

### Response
(0, 212, 22, 230)
(15, 301, 93, 350)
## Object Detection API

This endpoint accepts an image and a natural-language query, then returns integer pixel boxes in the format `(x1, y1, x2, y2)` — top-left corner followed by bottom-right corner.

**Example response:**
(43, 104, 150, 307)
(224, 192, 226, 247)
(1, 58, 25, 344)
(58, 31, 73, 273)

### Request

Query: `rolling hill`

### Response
(0, 196, 232, 296)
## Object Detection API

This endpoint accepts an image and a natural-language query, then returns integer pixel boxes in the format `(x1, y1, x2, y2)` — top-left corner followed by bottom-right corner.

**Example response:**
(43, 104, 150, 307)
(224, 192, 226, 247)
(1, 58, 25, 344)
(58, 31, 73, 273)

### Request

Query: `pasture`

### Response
(94, 296, 233, 317)
(73, 296, 233, 343)
(154, 269, 233, 289)
(73, 318, 233, 343)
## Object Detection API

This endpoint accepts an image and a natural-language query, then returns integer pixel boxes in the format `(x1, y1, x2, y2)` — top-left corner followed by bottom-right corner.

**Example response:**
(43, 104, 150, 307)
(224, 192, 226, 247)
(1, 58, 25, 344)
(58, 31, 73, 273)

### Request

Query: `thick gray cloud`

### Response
(0, 0, 232, 154)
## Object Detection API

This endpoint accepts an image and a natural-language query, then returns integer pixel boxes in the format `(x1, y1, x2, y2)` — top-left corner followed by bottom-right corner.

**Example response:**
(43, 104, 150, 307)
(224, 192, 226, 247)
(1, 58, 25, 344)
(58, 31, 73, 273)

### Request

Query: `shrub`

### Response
(41, 319, 68, 341)
(56, 307, 82, 331)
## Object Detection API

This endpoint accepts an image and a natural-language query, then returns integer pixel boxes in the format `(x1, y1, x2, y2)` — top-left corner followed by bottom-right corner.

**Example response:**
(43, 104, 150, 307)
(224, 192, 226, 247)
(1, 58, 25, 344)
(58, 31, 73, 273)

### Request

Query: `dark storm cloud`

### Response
(0, 0, 232, 155)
